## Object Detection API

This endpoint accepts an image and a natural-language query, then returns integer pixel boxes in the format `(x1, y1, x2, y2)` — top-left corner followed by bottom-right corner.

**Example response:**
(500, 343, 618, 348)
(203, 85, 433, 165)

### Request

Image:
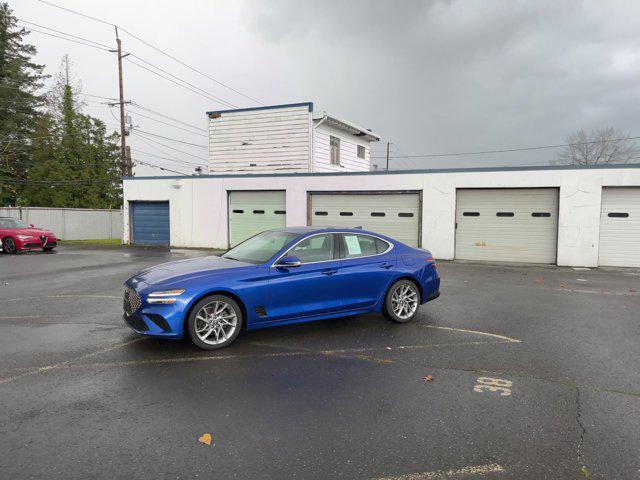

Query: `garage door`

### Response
(455, 188, 558, 263)
(228, 191, 286, 247)
(598, 187, 640, 267)
(309, 193, 421, 246)
(130, 201, 170, 246)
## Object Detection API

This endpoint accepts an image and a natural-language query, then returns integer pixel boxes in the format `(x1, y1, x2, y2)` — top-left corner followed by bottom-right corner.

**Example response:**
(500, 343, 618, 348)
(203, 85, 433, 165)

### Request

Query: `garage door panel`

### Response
(455, 188, 558, 264)
(131, 201, 170, 246)
(310, 193, 420, 246)
(228, 191, 286, 247)
(598, 187, 640, 267)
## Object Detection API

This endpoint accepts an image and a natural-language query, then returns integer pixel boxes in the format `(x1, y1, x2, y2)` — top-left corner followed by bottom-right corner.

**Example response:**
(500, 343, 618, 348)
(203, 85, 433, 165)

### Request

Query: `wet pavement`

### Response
(0, 245, 639, 479)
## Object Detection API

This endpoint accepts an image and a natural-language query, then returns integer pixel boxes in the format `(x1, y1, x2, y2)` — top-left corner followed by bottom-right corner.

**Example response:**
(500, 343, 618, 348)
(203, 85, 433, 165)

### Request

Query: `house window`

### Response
(357, 145, 365, 159)
(330, 136, 340, 165)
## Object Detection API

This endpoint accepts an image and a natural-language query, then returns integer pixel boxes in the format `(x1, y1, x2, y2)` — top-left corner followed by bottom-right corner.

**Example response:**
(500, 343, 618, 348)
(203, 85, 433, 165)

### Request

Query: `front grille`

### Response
(123, 287, 142, 315)
(39, 236, 47, 245)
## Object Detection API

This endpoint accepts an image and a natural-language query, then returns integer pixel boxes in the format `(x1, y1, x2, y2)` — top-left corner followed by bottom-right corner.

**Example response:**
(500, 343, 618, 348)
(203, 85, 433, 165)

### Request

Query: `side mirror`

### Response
(277, 256, 302, 268)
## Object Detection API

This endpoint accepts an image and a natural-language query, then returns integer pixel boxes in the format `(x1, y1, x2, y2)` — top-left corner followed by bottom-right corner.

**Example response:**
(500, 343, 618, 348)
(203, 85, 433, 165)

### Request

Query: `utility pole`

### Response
(114, 27, 131, 176)
(125, 146, 133, 177)
(386, 141, 390, 171)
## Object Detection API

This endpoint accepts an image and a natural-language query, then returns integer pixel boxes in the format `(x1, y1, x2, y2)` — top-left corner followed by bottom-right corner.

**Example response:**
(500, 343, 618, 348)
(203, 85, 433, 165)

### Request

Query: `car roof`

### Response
(273, 226, 379, 235)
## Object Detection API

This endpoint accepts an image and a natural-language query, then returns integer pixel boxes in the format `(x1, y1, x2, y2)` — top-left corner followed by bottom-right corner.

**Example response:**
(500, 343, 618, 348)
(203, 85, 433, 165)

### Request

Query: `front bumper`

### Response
(122, 282, 188, 339)
(16, 236, 58, 250)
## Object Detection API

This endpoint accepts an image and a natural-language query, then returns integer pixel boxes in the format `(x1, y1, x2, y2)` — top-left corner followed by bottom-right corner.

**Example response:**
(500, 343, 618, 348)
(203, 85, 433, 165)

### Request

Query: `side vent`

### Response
(253, 306, 267, 318)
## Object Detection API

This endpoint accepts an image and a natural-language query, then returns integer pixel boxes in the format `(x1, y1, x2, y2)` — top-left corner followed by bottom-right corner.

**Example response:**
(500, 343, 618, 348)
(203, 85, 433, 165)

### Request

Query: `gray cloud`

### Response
(13, 0, 640, 173)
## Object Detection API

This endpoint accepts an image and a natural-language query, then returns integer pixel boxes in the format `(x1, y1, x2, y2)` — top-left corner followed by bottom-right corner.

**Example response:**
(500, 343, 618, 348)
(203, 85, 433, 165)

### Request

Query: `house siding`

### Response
(208, 105, 311, 173)
(313, 123, 371, 172)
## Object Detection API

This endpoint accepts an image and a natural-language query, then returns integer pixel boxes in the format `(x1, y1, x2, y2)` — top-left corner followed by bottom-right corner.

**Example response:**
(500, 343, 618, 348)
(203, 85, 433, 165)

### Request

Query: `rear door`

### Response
(336, 233, 396, 310)
(130, 201, 170, 246)
(267, 233, 343, 321)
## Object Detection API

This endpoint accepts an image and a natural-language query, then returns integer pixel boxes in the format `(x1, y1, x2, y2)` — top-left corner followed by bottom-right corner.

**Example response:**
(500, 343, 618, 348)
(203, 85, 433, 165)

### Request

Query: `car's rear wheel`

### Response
(2, 237, 17, 254)
(383, 280, 420, 323)
(187, 295, 243, 350)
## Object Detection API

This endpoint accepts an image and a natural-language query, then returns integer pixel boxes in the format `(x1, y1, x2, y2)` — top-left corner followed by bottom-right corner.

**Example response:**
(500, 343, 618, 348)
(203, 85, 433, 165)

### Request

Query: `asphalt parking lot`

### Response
(1, 246, 639, 479)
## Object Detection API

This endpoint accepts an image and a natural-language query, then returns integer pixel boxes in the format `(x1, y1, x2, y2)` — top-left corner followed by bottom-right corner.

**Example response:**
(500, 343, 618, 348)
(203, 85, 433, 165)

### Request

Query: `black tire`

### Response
(187, 294, 243, 350)
(383, 279, 421, 323)
(43, 247, 55, 253)
(2, 237, 17, 254)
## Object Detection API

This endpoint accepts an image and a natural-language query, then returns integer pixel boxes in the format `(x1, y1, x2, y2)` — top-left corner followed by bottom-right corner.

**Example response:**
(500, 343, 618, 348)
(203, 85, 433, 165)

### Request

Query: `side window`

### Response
(287, 234, 335, 263)
(342, 234, 379, 258)
(375, 238, 390, 253)
(357, 145, 365, 159)
(330, 136, 340, 165)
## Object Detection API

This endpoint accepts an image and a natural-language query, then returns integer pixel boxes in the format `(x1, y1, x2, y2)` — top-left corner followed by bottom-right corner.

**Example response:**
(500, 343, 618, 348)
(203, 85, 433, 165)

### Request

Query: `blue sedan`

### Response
(123, 227, 440, 350)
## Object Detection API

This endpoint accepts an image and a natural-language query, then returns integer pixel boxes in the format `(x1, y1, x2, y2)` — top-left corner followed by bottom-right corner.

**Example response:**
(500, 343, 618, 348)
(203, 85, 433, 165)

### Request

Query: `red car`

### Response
(0, 217, 58, 254)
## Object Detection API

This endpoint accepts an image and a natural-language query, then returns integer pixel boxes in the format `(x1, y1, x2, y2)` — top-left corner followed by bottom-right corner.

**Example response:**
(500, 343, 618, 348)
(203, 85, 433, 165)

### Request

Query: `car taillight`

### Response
(426, 257, 437, 271)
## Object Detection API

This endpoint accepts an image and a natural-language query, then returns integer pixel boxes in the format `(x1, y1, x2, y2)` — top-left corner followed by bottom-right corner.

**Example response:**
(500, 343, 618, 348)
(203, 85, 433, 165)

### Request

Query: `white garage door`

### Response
(228, 191, 286, 247)
(455, 188, 558, 264)
(309, 193, 420, 246)
(598, 187, 640, 267)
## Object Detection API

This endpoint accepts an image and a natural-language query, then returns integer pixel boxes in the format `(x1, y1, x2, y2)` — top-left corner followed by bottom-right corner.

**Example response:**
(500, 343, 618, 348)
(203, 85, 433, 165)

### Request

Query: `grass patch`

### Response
(59, 238, 122, 246)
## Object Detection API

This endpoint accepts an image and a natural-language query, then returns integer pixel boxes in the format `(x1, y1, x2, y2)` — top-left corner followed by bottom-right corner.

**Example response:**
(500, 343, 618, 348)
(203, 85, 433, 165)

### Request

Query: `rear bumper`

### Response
(425, 290, 440, 302)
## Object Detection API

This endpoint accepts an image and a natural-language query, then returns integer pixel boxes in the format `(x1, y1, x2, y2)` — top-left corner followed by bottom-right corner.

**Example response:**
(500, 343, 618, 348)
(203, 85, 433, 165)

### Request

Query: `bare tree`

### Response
(554, 128, 639, 165)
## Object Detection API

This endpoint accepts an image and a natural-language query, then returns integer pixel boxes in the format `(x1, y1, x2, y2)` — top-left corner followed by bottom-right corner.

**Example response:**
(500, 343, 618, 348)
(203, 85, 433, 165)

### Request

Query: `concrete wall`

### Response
(0, 207, 123, 240)
(122, 165, 640, 267)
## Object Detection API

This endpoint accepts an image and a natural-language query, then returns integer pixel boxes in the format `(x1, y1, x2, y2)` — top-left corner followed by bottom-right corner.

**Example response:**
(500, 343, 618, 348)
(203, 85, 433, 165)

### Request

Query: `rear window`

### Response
(341, 234, 390, 258)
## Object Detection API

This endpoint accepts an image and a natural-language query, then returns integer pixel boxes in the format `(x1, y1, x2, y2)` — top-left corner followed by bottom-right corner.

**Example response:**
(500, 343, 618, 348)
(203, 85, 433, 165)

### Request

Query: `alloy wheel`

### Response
(3, 237, 16, 254)
(391, 283, 418, 320)
(194, 300, 238, 345)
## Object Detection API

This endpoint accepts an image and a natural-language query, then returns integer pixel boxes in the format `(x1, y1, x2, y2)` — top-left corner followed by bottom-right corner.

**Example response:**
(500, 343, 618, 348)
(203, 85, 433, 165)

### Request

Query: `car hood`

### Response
(132, 255, 255, 286)
(8, 227, 54, 236)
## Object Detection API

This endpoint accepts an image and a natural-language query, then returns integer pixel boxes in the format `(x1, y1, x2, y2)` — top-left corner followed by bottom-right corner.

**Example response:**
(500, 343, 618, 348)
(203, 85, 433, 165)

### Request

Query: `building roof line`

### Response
(206, 102, 313, 116)
(124, 162, 640, 181)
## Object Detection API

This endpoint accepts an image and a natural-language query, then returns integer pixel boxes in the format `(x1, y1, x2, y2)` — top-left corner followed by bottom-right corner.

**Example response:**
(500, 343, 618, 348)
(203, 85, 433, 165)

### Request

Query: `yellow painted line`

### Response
(420, 325, 522, 343)
(0, 336, 147, 386)
(374, 463, 504, 480)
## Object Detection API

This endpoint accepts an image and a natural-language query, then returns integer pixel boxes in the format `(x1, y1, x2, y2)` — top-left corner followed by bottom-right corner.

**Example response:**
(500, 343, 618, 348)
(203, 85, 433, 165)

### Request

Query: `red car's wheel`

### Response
(2, 237, 17, 254)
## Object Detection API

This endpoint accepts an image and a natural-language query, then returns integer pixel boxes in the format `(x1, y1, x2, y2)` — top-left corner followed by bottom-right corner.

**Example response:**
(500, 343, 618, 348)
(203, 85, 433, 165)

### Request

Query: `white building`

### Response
(123, 163, 640, 268)
(207, 102, 380, 174)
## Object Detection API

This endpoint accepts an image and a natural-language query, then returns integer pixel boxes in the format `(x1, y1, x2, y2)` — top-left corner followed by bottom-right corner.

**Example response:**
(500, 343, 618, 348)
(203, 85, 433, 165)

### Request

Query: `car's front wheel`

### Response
(383, 280, 421, 323)
(2, 237, 17, 254)
(187, 295, 243, 350)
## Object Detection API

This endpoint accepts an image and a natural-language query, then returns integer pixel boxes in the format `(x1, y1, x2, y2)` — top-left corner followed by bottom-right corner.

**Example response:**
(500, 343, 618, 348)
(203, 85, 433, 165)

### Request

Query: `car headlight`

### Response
(146, 289, 185, 304)
(16, 235, 31, 240)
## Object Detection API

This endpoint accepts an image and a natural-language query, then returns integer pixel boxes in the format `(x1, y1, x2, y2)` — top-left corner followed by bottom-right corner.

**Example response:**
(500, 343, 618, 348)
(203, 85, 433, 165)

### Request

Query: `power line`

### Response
(134, 129, 206, 148)
(22, 26, 112, 52)
(17, 18, 112, 49)
(128, 103, 206, 132)
(372, 135, 640, 159)
(124, 57, 234, 107)
(132, 149, 206, 167)
(36, 0, 264, 105)
(131, 131, 208, 163)
(126, 109, 206, 136)
(134, 159, 191, 176)
(128, 53, 237, 109)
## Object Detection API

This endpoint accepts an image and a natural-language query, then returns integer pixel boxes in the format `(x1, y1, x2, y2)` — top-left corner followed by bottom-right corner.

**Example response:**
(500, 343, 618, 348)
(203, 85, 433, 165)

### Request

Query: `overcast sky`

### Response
(12, 0, 640, 174)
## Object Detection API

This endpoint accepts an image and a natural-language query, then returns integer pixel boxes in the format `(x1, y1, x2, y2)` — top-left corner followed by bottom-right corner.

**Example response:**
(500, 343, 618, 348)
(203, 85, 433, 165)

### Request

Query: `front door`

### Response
(267, 233, 342, 321)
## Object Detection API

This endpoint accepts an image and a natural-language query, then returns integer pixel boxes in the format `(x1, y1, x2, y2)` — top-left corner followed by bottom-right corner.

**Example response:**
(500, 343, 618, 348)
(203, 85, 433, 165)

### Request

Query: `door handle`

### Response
(321, 268, 338, 276)
(380, 263, 393, 269)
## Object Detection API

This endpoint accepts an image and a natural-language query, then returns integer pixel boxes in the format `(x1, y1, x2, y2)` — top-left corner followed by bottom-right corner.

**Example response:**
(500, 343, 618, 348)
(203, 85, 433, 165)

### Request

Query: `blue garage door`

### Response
(131, 201, 170, 246)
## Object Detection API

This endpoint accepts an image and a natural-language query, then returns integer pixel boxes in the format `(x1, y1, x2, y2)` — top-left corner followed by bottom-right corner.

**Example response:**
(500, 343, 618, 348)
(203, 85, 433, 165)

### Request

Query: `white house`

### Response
(122, 163, 640, 268)
(207, 102, 380, 174)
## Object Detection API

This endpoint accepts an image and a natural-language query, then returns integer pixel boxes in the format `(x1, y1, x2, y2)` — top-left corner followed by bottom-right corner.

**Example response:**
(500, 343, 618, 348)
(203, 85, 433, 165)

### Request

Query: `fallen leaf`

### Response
(422, 375, 434, 382)
(198, 433, 212, 446)
(559, 284, 566, 288)
(535, 277, 544, 284)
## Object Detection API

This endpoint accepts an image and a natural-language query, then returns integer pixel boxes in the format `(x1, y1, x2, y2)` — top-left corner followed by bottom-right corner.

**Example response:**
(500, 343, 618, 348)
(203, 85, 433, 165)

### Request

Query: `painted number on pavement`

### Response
(474, 377, 512, 396)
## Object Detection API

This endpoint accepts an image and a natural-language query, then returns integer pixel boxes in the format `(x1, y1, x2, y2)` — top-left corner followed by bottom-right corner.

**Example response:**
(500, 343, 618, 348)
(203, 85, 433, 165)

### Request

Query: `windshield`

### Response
(222, 231, 300, 264)
(0, 218, 29, 229)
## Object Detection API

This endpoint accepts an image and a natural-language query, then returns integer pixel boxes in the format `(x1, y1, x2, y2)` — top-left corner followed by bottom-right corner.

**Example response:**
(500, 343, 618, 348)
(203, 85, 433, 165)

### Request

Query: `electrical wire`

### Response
(17, 18, 112, 50)
(131, 131, 208, 163)
(372, 136, 640, 159)
(134, 129, 206, 148)
(36, 0, 264, 105)
(128, 102, 206, 132)
(132, 149, 205, 168)
(126, 109, 205, 137)
(21, 26, 112, 52)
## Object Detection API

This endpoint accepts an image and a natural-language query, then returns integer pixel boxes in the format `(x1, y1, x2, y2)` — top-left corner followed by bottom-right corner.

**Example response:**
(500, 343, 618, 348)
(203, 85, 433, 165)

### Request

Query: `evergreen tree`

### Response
(25, 55, 122, 208)
(0, 2, 46, 205)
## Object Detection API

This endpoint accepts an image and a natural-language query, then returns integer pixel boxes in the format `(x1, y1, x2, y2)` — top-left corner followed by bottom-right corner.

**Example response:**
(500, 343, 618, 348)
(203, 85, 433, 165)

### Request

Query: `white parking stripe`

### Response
(374, 463, 504, 479)
(420, 325, 521, 343)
